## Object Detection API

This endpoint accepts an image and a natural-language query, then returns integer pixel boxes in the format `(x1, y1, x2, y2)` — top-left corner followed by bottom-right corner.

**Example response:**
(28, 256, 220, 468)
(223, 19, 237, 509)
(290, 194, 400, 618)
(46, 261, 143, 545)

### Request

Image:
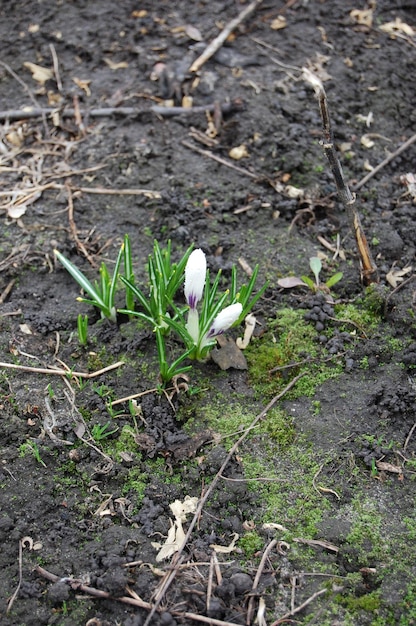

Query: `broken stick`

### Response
(303, 69, 378, 286)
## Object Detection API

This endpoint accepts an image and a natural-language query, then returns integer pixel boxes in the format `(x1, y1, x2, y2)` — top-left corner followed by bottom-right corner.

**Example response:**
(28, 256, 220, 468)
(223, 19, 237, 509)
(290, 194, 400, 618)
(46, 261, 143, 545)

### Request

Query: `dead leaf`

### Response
(19, 323, 32, 335)
(400, 173, 416, 200)
(278, 276, 308, 289)
(131, 10, 147, 18)
(270, 16, 287, 30)
(285, 184, 305, 199)
(185, 24, 203, 41)
(210, 532, 240, 553)
(72, 77, 92, 96)
(153, 496, 198, 561)
(211, 337, 248, 370)
(350, 9, 373, 28)
(294, 537, 339, 553)
(229, 145, 249, 160)
(104, 58, 129, 70)
(386, 265, 413, 288)
(236, 314, 256, 349)
(23, 62, 53, 85)
(379, 18, 415, 37)
(376, 461, 403, 474)
(361, 134, 375, 149)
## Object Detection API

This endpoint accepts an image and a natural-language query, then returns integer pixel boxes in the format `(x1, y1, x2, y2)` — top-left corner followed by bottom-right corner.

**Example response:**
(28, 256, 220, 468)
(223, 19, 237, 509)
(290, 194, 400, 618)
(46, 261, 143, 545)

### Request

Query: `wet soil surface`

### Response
(1, 1, 416, 625)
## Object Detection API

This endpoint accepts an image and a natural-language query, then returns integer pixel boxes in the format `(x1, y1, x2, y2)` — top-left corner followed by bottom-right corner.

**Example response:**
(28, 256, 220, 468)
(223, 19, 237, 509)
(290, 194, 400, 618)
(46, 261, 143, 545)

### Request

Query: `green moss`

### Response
(121, 466, 147, 506)
(239, 531, 264, 558)
(335, 591, 381, 612)
(334, 301, 381, 331)
(245, 308, 342, 400)
(264, 407, 296, 448)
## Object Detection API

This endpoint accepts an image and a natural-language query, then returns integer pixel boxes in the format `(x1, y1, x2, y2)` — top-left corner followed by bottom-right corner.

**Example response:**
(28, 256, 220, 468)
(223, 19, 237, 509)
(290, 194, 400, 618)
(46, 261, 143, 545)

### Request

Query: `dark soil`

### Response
(1, 1, 416, 625)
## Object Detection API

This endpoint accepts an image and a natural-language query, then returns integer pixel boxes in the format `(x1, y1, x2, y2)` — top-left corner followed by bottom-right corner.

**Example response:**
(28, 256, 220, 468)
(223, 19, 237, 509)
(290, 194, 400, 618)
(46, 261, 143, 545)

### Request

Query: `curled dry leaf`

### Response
(270, 16, 287, 30)
(210, 532, 240, 554)
(229, 144, 249, 160)
(23, 61, 53, 84)
(350, 9, 373, 27)
(72, 77, 92, 96)
(379, 18, 415, 37)
(386, 265, 413, 288)
(104, 58, 129, 70)
(7, 205, 27, 219)
(236, 313, 256, 350)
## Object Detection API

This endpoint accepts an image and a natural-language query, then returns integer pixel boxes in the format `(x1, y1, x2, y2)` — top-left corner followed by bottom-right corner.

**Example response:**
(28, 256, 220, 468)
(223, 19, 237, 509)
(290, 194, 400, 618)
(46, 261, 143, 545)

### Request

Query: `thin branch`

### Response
(270, 588, 327, 625)
(65, 181, 97, 267)
(182, 140, 260, 179)
(143, 373, 306, 626)
(0, 360, 124, 378)
(34, 565, 255, 626)
(246, 539, 278, 624)
(49, 43, 63, 91)
(189, 0, 265, 73)
(0, 100, 244, 122)
(353, 133, 416, 191)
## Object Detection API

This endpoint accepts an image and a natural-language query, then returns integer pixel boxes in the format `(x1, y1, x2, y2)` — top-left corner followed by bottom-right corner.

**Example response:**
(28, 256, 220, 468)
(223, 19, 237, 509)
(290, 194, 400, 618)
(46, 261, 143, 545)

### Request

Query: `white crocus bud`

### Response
(207, 303, 243, 339)
(184, 249, 207, 309)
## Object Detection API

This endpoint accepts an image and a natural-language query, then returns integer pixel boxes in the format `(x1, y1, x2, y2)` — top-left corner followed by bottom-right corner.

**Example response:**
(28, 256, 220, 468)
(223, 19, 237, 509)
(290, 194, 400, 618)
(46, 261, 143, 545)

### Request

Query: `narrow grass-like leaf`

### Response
(54, 250, 108, 312)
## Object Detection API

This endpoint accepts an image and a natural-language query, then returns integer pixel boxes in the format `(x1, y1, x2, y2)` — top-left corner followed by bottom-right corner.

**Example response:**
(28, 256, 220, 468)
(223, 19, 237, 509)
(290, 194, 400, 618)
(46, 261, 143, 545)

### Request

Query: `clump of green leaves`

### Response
(54, 238, 267, 384)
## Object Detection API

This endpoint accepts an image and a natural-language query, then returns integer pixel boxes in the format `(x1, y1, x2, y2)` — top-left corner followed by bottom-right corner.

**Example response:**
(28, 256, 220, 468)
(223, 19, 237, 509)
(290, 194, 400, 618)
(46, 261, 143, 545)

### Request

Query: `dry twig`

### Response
(34, 565, 256, 626)
(189, 0, 265, 73)
(0, 360, 124, 379)
(0, 100, 244, 121)
(353, 133, 416, 191)
(182, 139, 260, 179)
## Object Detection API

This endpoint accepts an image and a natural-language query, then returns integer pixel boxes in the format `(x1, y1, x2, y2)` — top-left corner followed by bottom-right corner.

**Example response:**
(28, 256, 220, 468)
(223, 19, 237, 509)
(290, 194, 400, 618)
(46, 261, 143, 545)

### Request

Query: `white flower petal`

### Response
(184, 248, 206, 309)
(207, 303, 243, 338)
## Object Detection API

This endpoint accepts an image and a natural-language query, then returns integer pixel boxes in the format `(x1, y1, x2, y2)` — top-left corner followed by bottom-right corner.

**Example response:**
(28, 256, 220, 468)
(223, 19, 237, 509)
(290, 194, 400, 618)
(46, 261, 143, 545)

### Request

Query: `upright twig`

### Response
(303, 69, 379, 286)
(189, 0, 264, 73)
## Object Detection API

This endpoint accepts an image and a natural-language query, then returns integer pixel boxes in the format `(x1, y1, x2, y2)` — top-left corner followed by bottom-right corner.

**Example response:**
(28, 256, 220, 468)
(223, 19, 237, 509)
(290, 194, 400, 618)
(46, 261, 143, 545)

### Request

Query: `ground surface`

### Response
(1, 1, 416, 625)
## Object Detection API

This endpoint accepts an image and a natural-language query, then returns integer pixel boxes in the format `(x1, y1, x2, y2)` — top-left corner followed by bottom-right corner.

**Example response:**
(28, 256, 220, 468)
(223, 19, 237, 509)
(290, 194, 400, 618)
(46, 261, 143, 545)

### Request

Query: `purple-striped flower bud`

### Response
(184, 249, 206, 310)
(206, 303, 243, 338)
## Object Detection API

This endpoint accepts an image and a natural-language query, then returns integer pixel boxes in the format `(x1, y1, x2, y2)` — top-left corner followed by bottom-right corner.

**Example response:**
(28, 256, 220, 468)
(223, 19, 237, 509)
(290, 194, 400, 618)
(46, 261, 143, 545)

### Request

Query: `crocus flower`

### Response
(206, 303, 243, 338)
(184, 249, 206, 309)
(184, 249, 206, 343)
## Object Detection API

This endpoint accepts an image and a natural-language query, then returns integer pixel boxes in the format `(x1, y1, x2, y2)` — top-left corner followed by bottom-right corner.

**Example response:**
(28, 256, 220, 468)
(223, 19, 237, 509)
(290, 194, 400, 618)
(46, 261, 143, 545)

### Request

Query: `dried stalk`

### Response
(303, 69, 378, 285)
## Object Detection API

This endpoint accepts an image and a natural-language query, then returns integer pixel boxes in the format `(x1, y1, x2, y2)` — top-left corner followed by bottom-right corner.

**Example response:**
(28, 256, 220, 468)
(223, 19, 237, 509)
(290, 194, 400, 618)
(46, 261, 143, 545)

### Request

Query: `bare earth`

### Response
(1, 1, 416, 625)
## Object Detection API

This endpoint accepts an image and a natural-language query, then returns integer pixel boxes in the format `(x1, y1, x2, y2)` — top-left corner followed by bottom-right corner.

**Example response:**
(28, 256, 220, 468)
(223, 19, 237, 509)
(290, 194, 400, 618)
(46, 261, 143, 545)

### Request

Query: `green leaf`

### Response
(309, 257, 322, 285)
(325, 271, 343, 288)
(54, 250, 108, 313)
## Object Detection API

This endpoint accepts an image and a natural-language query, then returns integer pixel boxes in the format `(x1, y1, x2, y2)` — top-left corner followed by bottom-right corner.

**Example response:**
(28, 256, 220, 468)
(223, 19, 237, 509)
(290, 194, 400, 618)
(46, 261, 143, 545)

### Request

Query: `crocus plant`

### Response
(55, 238, 266, 384)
